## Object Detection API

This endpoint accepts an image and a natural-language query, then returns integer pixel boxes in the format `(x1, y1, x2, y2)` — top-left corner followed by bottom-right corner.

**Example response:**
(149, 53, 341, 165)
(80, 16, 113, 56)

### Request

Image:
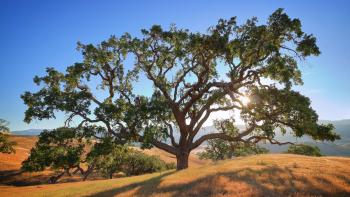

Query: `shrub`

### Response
(198, 139, 269, 161)
(88, 138, 129, 179)
(286, 144, 322, 156)
(123, 149, 174, 176)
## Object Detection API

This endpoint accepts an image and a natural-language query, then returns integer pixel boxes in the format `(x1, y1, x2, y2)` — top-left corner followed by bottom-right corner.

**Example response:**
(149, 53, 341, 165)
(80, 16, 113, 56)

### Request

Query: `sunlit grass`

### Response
(1, 154, 350, 197)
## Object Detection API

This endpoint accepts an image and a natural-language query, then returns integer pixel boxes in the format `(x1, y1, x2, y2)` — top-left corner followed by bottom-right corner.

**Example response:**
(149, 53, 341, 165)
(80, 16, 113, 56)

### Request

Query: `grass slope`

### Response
(1, 154, 350, 197)
(0, 136, 37, 170)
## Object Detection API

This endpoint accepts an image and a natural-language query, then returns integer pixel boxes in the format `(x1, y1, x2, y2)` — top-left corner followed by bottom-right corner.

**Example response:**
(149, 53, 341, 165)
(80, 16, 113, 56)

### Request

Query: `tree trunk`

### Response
(65, 168, 72, 177)
(82, 161, 95, 181)
(176, 152, 189, 170)
(48, 171, 65, 184)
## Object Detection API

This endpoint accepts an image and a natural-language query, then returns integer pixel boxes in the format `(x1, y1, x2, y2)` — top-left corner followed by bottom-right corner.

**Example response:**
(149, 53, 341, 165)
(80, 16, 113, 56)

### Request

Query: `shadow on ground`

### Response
(0, 169, 50, 186)
(88, 165, 350, 197)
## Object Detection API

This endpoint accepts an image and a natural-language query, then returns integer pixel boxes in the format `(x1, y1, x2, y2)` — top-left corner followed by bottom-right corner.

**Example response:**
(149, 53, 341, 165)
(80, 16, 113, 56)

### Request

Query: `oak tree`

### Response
(22, 9, 339, 170)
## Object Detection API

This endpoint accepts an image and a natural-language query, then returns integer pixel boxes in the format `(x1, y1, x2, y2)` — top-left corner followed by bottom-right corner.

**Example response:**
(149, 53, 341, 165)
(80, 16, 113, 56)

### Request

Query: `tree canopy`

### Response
(22, 9, 339, 170)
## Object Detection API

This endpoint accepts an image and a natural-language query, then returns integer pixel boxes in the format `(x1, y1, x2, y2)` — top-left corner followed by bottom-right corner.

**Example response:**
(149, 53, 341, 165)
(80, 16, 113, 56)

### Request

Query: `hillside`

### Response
(0, 135, 37, 171)
(0, 154, 349, 196)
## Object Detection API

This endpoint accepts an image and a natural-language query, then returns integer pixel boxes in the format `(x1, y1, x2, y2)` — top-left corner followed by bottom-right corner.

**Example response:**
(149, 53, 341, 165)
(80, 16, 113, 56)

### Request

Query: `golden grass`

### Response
(1, 154, 349, 197)
(0, 136, 37, 170)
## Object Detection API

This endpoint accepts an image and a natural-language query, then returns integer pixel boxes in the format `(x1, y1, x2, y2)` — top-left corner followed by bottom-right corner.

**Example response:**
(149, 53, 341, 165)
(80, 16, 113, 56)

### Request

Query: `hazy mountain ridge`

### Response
(11, 129, 43, 136)
(199, 119, 350, 156)
(11, 120, 350, 156)
(261, 119, 350, 156)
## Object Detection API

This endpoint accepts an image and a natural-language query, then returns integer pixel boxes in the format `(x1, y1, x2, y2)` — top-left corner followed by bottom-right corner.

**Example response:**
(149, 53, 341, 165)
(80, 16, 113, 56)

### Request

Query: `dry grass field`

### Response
(1, 136, 350, 196)
(0, 154, 349, 196)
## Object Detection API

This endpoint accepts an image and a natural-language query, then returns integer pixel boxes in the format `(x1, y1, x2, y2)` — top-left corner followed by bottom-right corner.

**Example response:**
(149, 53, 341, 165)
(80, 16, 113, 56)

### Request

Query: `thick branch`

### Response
(164, 121, 178, 147)
(138, 135, 178, 155)
(190, 133, 241, 150)
(190, 125, 257, 150)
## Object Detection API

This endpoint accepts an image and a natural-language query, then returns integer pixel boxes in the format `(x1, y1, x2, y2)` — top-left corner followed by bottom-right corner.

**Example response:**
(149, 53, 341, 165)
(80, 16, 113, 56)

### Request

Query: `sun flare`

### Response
(240, 96, 250, 106)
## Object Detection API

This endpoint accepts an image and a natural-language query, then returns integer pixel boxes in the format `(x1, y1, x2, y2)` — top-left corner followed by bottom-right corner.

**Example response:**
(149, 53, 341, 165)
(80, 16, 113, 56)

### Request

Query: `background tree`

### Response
(22, 127, 88, 183)
(88, 141, 175, 178)
(87, 137, 128, 179)
(123, 149, 172, 176)
(198, 139, 269, 161)
(0, 119, 16, 154)
(21, 127, 175, 182)
(286, 144, 322, 156)
(22, 9, 339, 170)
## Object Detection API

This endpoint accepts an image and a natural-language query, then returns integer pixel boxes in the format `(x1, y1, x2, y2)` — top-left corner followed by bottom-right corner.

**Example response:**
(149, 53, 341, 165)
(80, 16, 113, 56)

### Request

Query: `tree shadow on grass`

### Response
(0, 169, 50, 186)
(88, 165, 350, 197)
(88, 171, 176, 197)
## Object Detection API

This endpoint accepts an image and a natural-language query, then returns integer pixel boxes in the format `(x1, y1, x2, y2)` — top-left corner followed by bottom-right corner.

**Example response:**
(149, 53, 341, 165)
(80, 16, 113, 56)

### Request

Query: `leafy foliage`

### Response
(286, 144, 322, 157)
(0, 133, 16, 154)
(21, 128, 86, 172)
(87, 137, 128, 179)
(123, 149, 175, 176)
(87, 138, 175, 178)
(198, 139, 269, 161)
(0, 119, 17, 154)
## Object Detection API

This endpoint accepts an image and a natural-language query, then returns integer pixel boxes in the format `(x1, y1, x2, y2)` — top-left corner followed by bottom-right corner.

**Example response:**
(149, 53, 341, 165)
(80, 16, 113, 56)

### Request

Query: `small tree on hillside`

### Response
(21, 126, 174, 182)
(286, 144, 322, 156)
(22, 9, 340, 170)
(198, 139, 269, 161)
(123, 149, 170, 176)
(22, 127, 89, 183)
(0, 119, 17, 154)
(87, 137, 128, 179)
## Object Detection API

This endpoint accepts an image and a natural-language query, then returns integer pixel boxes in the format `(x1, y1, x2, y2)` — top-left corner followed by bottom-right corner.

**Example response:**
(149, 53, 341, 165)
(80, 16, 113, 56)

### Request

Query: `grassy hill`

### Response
(0, 154, 349, 196)
(0, 135, 37, 171)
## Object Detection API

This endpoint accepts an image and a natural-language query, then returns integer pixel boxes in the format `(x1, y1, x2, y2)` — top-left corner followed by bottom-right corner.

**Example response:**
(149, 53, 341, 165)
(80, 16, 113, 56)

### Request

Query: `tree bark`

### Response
(176, 152, 189, 170)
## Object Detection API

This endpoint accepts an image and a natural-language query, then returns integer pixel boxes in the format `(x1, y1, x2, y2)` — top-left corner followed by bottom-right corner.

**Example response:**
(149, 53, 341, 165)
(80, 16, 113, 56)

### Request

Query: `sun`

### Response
(240, 96, 250, 106)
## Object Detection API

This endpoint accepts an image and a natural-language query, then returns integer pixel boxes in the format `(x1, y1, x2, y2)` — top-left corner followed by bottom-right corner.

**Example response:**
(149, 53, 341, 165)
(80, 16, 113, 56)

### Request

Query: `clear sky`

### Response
(1, 0, 349, 131)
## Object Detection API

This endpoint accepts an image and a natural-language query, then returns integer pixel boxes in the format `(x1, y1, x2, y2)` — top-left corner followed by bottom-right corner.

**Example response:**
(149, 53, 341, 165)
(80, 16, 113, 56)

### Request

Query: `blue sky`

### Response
(0, 0, 349, 131)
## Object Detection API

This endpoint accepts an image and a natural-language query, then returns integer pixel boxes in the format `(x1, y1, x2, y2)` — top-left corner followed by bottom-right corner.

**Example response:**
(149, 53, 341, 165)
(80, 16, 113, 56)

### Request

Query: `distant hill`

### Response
(197, 119, 350, 156)
(257, 119, 350, 156)
(10, 119, 350, 156)
(11, 129, 43, 136)
(319, 119, 350, 143)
